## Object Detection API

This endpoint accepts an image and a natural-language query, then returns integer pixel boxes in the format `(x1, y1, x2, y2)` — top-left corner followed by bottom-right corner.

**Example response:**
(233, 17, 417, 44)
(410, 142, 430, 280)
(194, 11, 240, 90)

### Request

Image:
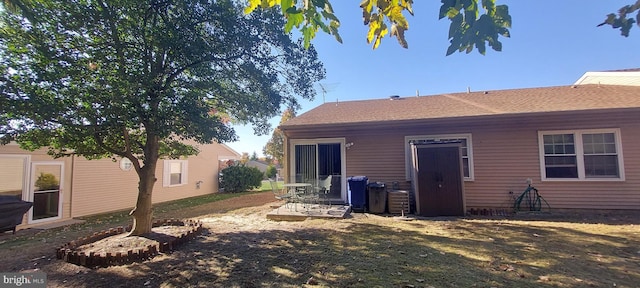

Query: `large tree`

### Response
(0, 0, 324, 235)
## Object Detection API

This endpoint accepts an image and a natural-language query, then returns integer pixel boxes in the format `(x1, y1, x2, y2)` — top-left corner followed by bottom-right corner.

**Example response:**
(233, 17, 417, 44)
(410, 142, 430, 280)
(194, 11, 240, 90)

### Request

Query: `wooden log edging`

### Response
(56, 219, 204, 268)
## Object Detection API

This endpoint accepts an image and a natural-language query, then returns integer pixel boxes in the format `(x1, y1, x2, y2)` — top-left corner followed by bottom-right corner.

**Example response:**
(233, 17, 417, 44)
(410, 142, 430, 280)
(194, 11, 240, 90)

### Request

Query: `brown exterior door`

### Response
(413, 144, 465, 216)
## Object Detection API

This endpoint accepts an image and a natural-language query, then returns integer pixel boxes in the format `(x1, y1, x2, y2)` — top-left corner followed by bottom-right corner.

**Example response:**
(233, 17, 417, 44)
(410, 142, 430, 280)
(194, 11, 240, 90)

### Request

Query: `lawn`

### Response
(1, 192, 638, 287)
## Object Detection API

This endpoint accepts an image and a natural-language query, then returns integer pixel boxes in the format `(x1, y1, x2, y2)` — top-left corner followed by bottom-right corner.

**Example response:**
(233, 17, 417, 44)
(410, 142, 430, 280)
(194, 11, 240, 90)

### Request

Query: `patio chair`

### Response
(270, 179, 292, 212)
(292, 180, 319, 212)
(314, 175, 332, 208)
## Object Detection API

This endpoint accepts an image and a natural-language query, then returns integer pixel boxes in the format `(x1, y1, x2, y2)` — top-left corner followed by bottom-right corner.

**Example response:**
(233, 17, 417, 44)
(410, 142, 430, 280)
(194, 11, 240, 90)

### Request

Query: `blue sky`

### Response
(226, 1, 639, 156)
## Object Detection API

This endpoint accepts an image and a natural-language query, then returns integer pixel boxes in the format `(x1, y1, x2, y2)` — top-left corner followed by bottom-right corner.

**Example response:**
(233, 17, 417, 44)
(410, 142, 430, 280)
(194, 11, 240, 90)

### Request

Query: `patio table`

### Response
(282, 183, 312, 211)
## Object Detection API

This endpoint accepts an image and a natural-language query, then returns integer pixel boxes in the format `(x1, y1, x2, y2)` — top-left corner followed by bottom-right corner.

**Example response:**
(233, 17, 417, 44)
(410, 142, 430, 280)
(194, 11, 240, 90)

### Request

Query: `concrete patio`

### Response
(266, 203, 351, 221)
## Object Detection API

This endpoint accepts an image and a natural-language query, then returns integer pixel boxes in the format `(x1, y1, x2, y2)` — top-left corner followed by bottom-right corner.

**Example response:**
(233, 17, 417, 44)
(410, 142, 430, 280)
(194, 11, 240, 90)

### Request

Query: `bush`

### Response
(219, 165, 263, 193)
(35, 172, 59, 191)
(265, 165, 277, 179)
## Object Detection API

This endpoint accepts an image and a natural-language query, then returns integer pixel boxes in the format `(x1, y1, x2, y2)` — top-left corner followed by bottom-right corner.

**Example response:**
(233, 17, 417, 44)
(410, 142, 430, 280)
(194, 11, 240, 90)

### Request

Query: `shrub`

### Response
(35, 172, 59, 191)
(219, 165, 263, 193)
(265, 165, 277, 179)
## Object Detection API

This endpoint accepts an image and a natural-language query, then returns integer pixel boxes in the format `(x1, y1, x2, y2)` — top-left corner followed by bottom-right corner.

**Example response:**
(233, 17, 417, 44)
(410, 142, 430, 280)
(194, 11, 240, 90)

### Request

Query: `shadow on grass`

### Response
(44, 218, 640, 288)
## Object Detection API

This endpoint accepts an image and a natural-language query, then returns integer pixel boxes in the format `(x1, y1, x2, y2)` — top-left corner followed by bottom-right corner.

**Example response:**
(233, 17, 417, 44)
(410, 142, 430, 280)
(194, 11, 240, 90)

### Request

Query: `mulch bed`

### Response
(56, 219, 203, 268)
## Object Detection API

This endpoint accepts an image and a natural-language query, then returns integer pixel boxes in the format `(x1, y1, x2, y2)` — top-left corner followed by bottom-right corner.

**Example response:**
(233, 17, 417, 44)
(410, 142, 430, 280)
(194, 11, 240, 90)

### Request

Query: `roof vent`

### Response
(389, 95, 400, 100)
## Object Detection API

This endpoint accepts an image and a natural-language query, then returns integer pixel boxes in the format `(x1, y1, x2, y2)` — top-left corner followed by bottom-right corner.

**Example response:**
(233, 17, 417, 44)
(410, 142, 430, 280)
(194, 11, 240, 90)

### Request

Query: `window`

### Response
(405, 134, 474, 181)
(163, 160, 188, 187)
(539, 129, 623, 180)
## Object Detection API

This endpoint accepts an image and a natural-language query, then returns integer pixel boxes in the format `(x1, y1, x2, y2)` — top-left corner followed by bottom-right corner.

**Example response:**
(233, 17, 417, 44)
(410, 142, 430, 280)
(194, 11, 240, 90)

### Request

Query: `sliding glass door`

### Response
(292, 139, 345, 201)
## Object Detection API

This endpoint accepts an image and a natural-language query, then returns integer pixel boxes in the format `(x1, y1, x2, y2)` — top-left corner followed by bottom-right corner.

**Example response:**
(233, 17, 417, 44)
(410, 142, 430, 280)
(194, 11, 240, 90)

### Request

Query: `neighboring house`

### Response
(279, 70, 640, 216)
(0, 141, 240, 229)
(245, 160, 270, 174)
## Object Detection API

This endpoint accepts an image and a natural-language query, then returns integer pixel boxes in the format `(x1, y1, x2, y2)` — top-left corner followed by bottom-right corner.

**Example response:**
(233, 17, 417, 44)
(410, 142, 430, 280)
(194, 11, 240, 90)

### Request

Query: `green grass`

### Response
(258, 180, 283, 191)
(0, 191, 258, 250)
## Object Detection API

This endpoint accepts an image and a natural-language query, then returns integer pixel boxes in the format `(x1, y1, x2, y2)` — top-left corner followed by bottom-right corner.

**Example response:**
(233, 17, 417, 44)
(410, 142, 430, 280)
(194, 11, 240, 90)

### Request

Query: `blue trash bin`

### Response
(348, 176, 368, 212)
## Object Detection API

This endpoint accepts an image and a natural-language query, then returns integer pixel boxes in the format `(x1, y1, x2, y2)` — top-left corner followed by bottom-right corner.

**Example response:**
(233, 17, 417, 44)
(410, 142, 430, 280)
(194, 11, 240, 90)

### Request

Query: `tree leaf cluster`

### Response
(598, 0, 640, 37)
(245, 0, 342, 49)
(360, 0, 413, 49)
(440, 0, 511, 56)
(243, 1, 637, 55)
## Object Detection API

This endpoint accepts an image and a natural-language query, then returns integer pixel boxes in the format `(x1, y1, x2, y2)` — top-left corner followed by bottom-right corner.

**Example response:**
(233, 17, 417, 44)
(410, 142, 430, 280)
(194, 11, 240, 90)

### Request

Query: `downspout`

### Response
(282, 133, 289, 184)
(69, 154, 74, 218)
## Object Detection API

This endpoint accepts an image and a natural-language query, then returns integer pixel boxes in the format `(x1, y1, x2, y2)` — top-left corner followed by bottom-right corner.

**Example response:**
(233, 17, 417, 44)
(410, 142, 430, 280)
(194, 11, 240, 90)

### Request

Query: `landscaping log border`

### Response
(56, 219, 203, 268)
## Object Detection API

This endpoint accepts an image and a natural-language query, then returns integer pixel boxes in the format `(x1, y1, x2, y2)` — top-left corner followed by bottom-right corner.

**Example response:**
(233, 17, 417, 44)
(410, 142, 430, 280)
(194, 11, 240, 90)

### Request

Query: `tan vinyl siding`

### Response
(1, 141, 234, 228)
(72, 141, 224, 217)
(284, 109, 640, 210)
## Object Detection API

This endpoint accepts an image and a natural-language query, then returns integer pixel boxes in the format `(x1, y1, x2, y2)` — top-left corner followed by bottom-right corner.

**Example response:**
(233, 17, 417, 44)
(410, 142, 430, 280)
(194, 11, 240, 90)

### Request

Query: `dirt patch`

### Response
(2, 192, 639, 287)
(73, 226, 193, 256)
(0, 192, 276, 272)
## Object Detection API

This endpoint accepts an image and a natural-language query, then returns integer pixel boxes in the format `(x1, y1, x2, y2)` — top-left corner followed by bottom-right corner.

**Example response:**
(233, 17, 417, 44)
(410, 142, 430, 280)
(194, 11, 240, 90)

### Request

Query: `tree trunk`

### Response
(128, 136, 160, 236)
(128, 164, 156, 236)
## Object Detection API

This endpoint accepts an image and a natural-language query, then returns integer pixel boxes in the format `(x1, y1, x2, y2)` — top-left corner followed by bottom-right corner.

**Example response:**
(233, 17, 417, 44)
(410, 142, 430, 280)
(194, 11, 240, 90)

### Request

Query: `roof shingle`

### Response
(281, 84, 640, 128)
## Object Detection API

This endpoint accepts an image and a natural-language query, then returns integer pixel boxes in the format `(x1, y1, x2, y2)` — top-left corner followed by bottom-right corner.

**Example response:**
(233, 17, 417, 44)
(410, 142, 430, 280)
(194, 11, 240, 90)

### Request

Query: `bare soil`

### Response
(1, 192, 639, 288)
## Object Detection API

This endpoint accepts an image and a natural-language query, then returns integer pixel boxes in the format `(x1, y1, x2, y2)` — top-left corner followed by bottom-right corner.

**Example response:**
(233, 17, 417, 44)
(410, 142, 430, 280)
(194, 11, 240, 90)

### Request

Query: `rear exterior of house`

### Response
(280, 73, 640, 215)
(0, 142, 240, 229)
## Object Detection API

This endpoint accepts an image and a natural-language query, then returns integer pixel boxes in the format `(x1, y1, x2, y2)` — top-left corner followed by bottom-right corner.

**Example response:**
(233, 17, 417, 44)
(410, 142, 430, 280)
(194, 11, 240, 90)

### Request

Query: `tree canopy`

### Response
(0, 0, 324, 234)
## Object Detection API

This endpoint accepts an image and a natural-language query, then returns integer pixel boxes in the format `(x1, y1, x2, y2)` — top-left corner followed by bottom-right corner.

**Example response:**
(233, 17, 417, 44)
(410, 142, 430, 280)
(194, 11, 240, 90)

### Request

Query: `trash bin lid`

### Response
(367, 182, 385, 188)
(348, 176, 368, 181)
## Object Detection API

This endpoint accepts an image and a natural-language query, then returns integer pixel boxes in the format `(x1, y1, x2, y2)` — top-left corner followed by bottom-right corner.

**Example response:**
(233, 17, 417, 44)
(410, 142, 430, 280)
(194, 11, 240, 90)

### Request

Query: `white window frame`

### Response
(163, 160, 188, 187)
(404, 133, 474, 181)
(538, 128, 625, 181)
(0, 154, 31, 201)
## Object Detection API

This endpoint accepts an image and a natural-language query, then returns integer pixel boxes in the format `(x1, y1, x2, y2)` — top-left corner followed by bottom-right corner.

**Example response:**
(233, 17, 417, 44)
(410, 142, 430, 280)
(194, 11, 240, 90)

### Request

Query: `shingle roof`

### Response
(281, 84, 640, 128)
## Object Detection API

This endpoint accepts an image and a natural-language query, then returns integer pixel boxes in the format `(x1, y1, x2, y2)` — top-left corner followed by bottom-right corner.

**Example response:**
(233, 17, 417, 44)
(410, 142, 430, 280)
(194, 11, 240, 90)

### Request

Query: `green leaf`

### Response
(475, 39, 486, 55)
(491, 39, 502, 51)
(321, 10, 340, 23)
(311, 0, 326, 8)
(284, 12, 304, 32)
(281, 0, 294, 14)
(446, 43, 458, 56)
(330, 26, 343, 43)
(495, 5, 511, 27)
(482, 0, 495, 15)
(302, 25, 317, 48)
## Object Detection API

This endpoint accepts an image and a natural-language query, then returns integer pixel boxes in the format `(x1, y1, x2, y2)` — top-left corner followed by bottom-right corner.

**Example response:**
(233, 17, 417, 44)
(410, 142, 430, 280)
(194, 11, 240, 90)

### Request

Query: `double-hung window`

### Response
(163, 160, 188, 187)
(539, 129, 624, 180)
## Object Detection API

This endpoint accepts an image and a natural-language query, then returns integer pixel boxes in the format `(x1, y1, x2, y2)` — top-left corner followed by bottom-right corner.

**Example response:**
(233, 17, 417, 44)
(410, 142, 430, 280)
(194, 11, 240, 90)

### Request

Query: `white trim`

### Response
(29, 161, 64, 224)
(538, 128, 625, 181)
(404, 133, 474, 181)
(574, 71, 640, 85)
(163, 159, 189, 187)
(289, 138, 347, 201)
